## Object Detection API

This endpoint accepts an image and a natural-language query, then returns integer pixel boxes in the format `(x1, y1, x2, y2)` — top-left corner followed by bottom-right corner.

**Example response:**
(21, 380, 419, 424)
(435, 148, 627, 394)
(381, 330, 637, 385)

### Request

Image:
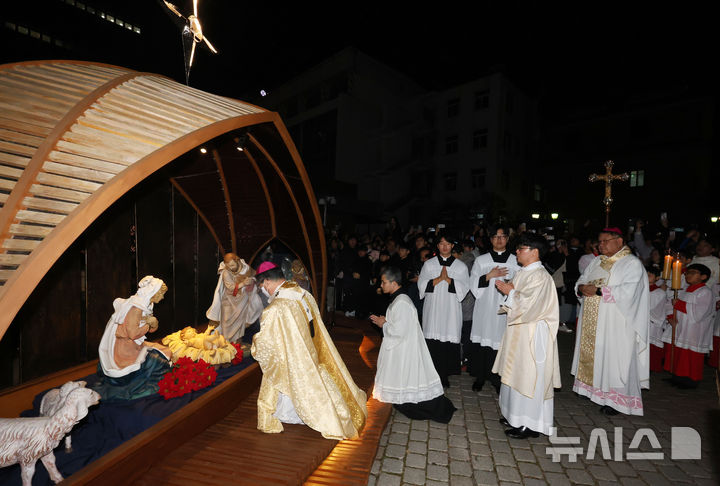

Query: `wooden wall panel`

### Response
(0, 317, 20, 389)
(197, 216, 220, 326)
(85, 197, 135, 360)
(135, 179, 174, 331)
(172, 187, 198, 328)
(17, 243, 84, 382)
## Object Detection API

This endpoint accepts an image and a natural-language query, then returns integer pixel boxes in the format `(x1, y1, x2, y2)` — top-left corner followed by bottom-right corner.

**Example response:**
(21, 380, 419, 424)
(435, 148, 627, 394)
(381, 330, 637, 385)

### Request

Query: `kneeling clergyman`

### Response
(251, 262, 368, 440)
(370, 267, 456, 423)
(493, 234, 561, 439)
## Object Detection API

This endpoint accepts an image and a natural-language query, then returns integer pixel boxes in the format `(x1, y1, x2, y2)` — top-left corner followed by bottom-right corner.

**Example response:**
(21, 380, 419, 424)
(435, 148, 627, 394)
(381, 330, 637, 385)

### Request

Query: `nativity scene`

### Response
(0, 60, 378, 486)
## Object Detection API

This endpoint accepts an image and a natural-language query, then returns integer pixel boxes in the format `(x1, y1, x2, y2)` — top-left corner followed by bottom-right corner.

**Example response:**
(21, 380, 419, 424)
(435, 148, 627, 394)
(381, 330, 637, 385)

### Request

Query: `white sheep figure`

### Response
(39, 380, 88, 453)
(0, 386, 101, 486)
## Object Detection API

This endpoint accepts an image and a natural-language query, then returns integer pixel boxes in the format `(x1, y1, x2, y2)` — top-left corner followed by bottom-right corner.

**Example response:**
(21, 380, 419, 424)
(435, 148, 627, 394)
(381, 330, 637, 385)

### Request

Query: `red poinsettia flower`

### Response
(231, 343, 244, 365)
(157, 356, 219, 399)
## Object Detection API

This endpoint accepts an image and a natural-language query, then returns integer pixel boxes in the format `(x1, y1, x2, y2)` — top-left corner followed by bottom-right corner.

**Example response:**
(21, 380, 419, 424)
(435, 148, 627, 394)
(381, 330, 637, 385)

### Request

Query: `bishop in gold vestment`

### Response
(251, 263, 367, 440)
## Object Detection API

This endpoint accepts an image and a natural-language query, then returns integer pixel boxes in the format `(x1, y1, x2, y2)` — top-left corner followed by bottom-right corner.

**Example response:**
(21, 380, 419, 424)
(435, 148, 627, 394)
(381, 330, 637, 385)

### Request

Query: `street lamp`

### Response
(318, 196, 336, 226)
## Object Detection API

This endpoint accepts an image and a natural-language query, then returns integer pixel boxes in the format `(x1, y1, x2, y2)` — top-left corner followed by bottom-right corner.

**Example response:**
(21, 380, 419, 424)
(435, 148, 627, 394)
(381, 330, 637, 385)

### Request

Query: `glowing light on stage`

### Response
(711, 217, 718, 223)
(551, 213, 559, 220)
(200, 147, 207, 154)
(531, 213, 540, 219)
(260, 90, 268, 97)
(237, 146, 243, 151)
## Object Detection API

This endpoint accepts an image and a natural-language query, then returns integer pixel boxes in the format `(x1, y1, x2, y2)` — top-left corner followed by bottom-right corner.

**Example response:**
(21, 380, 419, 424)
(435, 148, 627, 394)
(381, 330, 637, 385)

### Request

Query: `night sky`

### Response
(5, 2, 716, 115)
(178, 3, 716, 116)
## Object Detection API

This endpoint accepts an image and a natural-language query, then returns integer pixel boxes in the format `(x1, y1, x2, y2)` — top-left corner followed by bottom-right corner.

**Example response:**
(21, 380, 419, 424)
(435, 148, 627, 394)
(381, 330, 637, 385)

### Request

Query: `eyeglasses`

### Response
(598, 236, 619, 244)
(516, 246, 533, 252)
(491, 235, 508, 239)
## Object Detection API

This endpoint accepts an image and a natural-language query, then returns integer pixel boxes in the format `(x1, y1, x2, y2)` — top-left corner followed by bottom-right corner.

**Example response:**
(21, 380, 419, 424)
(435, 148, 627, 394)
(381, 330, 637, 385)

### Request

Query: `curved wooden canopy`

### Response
(0, 60, 326, 342)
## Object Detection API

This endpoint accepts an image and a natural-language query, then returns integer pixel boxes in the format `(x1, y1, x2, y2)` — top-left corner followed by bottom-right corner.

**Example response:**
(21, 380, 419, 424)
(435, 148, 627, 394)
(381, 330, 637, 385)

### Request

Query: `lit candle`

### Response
(671, 259, 683, 290)
(662, 254, 673, 280)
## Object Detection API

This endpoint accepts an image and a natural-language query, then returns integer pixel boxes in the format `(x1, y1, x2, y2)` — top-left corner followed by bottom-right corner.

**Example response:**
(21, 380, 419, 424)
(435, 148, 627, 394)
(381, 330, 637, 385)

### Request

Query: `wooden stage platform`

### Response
(70, 313, 389, 486)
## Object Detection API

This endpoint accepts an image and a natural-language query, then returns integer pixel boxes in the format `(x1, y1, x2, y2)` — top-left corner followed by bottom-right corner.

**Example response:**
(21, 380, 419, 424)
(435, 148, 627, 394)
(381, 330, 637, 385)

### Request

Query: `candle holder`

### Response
(669, 255, 683, 376)
(661, 252, 673, 281)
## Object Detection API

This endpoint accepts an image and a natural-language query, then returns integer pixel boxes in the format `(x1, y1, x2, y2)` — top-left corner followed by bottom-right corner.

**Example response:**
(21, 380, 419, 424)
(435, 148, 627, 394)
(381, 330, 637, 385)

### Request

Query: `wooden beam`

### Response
(269, 117, 328, 316)
(247, 132, 325, 306)
(169, 178, 225, 255)
(212, 148, 236, 254)
(244, 150, 276, 238)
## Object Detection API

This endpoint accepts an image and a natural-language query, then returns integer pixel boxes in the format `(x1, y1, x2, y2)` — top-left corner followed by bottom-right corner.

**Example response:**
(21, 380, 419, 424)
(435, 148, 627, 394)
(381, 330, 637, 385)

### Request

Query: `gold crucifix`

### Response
(588, 160, 629, 227)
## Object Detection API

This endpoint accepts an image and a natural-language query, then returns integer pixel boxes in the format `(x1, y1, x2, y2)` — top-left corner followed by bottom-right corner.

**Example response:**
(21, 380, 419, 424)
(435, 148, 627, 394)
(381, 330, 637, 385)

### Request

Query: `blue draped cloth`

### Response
(91, 348, 172, 402)
(0, 356, 255, 486)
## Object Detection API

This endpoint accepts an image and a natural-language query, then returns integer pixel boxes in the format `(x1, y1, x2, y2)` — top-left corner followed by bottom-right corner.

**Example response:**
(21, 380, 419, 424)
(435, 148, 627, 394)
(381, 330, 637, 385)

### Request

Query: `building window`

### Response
(474, 90, 489, 110)
(445, 135, 458, 155)
(447, 98, 459, 117)
(444, 172, 457, 191)
(472, 128, 488, 150)
(471, 168, 486, 189)
(629, 170, 645, 187)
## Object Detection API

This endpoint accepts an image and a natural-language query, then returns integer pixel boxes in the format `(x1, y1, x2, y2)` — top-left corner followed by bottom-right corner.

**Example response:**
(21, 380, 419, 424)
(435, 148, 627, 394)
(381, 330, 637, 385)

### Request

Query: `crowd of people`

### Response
(326, 215, 720, 437)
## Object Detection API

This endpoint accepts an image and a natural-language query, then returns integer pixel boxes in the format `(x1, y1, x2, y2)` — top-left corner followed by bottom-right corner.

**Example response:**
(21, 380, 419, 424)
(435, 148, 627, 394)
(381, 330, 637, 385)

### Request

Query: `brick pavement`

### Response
(367, 332, 720, 485)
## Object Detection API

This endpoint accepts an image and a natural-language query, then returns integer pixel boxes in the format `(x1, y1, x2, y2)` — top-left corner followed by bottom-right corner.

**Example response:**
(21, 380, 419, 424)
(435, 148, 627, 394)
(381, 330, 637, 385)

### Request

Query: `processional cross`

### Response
(588, 160, 629, 227)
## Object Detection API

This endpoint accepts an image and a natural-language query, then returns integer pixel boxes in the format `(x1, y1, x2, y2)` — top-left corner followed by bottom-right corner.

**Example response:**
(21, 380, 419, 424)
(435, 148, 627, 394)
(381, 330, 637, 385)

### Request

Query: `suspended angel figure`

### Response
(160, 0, 217, 83)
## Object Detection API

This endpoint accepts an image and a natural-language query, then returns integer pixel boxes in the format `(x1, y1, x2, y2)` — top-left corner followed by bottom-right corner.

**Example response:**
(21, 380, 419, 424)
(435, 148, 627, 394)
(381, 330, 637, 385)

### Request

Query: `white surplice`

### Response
(571, 249, 649, 415)
(661, 284, 714, 352)
(469, 252, 519, 348)
(492, 261, 560, 435)
(373, 293, 444, 403)
(418, 256, 470, 343)
(648, 286, 671, 347)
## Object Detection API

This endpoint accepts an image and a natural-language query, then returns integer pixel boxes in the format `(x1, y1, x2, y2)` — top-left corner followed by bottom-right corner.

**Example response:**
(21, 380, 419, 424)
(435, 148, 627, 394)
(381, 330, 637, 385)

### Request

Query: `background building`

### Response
(537, 89, 717, 237)
(261, 48, 540, 234)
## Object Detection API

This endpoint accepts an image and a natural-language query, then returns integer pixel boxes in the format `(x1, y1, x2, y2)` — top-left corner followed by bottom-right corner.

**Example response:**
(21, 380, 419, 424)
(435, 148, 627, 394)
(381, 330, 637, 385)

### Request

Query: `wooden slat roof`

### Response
(0, 60, 327, 342)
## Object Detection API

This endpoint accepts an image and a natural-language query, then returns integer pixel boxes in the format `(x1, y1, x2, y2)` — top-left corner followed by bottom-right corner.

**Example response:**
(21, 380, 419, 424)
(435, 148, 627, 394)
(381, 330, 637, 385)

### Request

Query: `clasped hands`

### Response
(145, 316, 159, 333)
(578, 284, 600, 297)
(369, 314, 386, 327)
(432, 266, 452, 287)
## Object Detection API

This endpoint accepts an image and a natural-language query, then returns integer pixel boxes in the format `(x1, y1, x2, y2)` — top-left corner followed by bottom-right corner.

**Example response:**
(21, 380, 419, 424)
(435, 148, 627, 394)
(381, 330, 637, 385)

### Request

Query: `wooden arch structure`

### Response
(0, 60, 327, 344)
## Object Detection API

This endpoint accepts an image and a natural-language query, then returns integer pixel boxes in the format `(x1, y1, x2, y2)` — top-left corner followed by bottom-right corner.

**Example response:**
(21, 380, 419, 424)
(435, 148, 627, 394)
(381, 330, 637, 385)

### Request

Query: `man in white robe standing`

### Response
(418, 232, 470, 387)
(571, 227, 649, 416)
(370, 267, 456, 423)
(468, 226, 519, 393)
(494, 233, 561, 438)
(206, 253, 263, 342)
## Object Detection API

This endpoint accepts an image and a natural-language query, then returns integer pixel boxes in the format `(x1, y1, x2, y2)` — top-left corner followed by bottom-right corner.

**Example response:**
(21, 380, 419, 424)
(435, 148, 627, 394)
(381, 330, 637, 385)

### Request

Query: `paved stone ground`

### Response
(367, 332, 720, 485)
